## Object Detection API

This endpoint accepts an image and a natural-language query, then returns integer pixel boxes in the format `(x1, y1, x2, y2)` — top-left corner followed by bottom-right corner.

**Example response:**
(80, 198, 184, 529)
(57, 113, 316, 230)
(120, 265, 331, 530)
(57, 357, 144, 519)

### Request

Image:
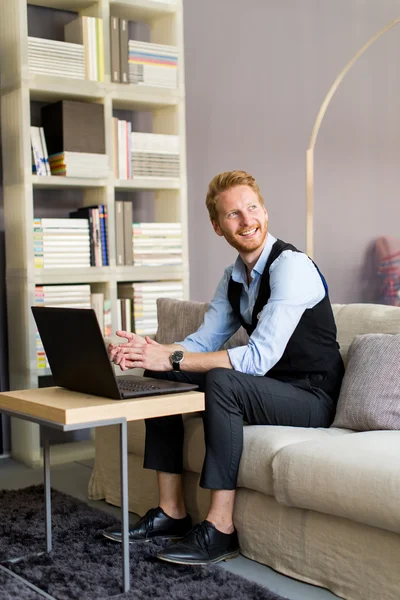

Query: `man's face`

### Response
(212, 185, 268, 255)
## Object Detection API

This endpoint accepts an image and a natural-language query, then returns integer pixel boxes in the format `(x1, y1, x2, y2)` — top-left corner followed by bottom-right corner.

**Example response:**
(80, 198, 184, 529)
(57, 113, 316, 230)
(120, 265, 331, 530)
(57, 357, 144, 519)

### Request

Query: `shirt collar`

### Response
(232, 233, 277, 284)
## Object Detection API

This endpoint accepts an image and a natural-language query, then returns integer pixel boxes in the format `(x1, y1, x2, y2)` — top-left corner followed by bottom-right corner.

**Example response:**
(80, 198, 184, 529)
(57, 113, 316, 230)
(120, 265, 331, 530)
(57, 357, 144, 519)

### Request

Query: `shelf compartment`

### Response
(28, 73, 106, 103)
(32, 176, 109, 189)
(114, 178, 180, 191)
(34, 267, 112, 285)
(110, 0, 179, 22)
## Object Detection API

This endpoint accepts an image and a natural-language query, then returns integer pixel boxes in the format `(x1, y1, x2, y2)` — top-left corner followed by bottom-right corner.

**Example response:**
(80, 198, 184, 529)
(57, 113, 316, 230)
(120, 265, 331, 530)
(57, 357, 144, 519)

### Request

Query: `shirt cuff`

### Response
(174, 340, 199, 352)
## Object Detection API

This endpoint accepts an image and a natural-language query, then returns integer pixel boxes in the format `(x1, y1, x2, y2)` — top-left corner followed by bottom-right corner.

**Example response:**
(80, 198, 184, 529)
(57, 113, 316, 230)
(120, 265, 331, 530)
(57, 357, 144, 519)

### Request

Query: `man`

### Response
(102, 170, 344, 565)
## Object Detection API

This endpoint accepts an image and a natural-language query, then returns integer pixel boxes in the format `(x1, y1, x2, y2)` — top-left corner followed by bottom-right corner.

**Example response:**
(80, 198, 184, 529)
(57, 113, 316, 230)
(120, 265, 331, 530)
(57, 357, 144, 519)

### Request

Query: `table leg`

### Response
(120, 420, 130, 593)
(42, 431, 52, 553)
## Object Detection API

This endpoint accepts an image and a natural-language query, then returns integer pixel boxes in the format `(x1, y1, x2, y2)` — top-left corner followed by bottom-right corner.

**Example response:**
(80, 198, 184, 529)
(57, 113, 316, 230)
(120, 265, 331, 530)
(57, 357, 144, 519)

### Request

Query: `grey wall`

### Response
(183, 0, 400, 303)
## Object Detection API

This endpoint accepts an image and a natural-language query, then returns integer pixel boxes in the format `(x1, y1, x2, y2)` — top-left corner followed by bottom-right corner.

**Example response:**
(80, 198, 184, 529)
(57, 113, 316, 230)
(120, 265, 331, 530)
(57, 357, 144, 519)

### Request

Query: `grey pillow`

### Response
(332, 333, 400, 431)
(155, 298, 248, 350)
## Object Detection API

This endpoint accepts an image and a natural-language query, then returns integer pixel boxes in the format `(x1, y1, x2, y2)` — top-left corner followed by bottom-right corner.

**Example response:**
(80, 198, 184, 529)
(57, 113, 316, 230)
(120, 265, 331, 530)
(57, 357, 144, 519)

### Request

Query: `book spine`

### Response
(38, 127, 51, 175)
(119, 18, 129, 84)
(115, 200, 125, 266)
(97, 18, 105, 82)
(123, 200, 133, 265)
(110, 16, 120, 83)
(99, 204, 108, 266)
(30, 126, 46, 176)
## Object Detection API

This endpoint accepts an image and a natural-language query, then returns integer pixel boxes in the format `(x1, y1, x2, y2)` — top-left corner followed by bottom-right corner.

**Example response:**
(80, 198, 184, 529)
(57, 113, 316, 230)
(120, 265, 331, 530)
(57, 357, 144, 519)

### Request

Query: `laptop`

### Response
(31, 306, 198, 400)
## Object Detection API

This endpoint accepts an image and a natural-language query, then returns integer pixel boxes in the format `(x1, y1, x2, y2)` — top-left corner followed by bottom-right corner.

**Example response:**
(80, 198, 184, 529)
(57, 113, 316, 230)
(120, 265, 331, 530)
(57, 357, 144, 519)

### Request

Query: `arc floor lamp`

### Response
(306, 17, 400, 259)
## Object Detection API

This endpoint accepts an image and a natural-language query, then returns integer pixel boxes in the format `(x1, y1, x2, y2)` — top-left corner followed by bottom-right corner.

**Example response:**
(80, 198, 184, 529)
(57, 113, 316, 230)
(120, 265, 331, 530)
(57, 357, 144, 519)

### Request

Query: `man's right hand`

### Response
(108, 330, 147, 364)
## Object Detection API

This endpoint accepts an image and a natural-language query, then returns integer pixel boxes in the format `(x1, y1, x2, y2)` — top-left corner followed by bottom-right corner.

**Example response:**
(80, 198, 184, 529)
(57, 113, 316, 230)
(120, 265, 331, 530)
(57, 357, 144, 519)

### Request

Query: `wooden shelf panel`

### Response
(28, 74, 106, 103)
(115, 178, 180, 190)
(32, 175, 108, 189)
(110, 84, 180, 110)
(28, 0, 97, 10)
(110, 0, 179, 22)
(34, 267, 112, 285)
(115, 265, 183, 281)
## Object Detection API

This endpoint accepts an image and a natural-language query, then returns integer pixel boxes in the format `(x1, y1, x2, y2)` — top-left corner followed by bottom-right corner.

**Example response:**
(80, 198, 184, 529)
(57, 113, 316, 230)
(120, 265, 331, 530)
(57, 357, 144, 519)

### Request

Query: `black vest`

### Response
(227, 239, 344, 400)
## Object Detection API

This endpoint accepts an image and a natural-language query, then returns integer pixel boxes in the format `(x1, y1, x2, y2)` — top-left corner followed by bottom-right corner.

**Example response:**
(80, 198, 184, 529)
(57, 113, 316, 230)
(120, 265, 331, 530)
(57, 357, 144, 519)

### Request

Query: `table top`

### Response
(0, 386, 205, 426)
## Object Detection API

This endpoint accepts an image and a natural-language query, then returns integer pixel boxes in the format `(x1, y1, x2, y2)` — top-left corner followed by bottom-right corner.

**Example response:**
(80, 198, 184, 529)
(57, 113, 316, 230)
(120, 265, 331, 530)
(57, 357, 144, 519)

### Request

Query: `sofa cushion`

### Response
(125, 415, 352, 497)
(332, 333, 400, 431)
(273, 430, 400, 535)
(155, 298, 248, 349)
(332, 303, 400, 366)
(183, 417, 352, 496)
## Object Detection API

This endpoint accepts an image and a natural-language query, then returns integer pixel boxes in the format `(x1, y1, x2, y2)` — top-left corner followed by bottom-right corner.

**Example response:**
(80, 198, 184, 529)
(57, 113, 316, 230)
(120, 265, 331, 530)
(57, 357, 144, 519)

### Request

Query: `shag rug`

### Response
(0, 486, 286, 600)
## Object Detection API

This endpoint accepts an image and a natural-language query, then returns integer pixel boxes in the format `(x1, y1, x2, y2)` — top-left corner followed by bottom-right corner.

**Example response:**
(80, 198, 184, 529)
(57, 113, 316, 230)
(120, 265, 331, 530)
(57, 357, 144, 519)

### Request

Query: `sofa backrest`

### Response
(332, 303, 400, 366)
(155, 299, 400, 367)
(155, 298, 248, 348)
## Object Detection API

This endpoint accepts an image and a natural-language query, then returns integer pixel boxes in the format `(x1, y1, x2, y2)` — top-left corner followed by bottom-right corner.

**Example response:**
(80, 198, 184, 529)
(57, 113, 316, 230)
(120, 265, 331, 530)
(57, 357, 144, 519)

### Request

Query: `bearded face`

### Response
(212, 186, 268, 257)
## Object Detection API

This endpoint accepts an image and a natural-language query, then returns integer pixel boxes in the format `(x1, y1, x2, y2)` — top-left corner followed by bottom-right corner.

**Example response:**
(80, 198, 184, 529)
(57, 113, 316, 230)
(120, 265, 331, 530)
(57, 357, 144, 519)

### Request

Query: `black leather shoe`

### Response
(156, 520, 239, 565)
(102, 506, 192, 543)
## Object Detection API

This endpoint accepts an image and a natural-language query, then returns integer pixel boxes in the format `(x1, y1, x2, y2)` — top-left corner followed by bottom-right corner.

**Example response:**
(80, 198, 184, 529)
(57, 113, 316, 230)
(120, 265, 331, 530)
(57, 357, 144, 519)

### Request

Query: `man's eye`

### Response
(228, 212, 237, 217)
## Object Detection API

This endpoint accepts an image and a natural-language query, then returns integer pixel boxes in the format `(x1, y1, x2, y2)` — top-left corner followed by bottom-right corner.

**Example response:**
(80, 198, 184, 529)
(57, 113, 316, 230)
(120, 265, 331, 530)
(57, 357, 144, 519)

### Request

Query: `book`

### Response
(123, 201, 133, 266)
(115, 200, 125, 266)
(41, 100, 105, 156)
(119, 18, 129, 84)
(110, 16, 120, 83)
(64, 16, 99, 81)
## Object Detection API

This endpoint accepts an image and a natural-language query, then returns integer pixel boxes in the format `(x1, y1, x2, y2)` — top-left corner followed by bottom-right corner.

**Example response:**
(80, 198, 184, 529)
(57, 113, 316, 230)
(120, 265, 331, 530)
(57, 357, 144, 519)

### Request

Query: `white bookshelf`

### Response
(0, 0, 188, 467)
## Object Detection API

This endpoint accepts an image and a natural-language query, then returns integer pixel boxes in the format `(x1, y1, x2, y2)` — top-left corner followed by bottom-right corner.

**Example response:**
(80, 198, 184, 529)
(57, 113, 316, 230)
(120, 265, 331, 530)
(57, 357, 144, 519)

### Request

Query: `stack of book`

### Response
(128, 41, 178, 88)
(33, 218, 91, 269)
(132, 222, 183, 267)
(119, 281, 184, 336)
(35, 284, 91, 369)
(131, 133, 180, 179)
(48, 152, 109, 178)
(31, 126, 50, 176)
(64, 16, 104, 81)
(69, 205, 109, 266)
(41, 100, 108, 178)
(28, 36, 85, 80)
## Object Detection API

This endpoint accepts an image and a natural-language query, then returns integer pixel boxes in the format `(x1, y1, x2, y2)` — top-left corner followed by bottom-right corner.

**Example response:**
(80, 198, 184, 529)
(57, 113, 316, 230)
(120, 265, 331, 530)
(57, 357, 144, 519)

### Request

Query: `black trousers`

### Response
(144, 368, 336, 490)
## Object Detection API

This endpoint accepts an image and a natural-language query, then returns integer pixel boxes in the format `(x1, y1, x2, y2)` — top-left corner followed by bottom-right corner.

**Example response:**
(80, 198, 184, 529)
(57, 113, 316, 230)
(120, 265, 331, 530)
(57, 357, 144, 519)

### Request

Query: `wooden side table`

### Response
(0, 387, 205, 595)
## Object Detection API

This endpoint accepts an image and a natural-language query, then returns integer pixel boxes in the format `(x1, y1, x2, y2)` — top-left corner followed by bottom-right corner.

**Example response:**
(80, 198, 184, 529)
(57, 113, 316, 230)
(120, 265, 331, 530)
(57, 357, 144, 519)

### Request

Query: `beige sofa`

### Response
(88, 302, 400, 600)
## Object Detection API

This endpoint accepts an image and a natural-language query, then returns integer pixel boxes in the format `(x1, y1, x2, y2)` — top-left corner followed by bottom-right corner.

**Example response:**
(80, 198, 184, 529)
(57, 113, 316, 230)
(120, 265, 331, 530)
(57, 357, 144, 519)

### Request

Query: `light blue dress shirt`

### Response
(178, 233, 326, 376)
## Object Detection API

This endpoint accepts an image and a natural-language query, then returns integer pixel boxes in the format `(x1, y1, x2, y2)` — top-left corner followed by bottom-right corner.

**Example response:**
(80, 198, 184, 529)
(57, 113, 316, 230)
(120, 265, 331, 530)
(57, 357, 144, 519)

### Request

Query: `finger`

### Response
(124, 359, 144, 369)
(115, 330, 133, 341)
(145, 336, 158, 345)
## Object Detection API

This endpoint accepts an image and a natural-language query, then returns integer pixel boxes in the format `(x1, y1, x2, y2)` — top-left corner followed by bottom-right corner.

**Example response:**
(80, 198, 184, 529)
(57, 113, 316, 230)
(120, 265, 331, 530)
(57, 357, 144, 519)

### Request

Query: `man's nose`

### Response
(239, 213, 251, 227)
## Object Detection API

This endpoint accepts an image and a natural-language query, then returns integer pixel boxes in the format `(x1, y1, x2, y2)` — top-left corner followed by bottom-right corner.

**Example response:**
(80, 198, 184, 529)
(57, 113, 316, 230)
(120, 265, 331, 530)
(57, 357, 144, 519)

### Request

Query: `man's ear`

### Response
(212, 220, 223, 237)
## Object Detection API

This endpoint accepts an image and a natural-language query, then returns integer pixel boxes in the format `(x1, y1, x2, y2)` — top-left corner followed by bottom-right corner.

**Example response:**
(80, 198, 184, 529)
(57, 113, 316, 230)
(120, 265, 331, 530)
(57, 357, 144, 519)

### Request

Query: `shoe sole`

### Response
(102, 531, 186, 544)
(156, 550, 240, 565)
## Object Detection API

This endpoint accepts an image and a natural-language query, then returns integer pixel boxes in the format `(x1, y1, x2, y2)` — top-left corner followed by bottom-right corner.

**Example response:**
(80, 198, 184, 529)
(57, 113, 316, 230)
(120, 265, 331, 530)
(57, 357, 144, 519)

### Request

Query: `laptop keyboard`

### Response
(117, 381, 159, 392)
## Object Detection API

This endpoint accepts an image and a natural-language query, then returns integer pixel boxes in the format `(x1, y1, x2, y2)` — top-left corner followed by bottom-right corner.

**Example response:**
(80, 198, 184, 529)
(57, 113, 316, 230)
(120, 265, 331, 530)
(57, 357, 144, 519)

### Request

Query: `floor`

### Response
(0, 456, 341, 600)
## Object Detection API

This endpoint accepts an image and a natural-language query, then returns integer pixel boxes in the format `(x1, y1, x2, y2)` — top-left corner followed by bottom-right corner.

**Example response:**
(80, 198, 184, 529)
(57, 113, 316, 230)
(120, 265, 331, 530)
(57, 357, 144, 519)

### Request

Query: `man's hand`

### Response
(108, 330, 147, 364)
(111, 336, 171, 371)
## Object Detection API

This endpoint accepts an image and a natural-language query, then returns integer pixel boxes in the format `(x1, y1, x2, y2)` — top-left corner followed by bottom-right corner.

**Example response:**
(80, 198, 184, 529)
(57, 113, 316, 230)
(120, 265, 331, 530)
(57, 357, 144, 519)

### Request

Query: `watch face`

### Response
(172, 350, 184, 362)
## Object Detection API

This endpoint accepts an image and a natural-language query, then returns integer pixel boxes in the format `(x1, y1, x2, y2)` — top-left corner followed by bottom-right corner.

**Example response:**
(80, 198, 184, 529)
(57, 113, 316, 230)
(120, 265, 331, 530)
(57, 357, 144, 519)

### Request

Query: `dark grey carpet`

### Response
(0, 486, 286, 600)
(0, 567, 44, 600)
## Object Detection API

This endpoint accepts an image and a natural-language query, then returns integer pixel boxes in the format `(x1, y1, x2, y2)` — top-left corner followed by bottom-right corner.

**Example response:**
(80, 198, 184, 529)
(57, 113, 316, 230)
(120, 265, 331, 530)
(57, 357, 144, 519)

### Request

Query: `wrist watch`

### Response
(170, 350, 184, 371)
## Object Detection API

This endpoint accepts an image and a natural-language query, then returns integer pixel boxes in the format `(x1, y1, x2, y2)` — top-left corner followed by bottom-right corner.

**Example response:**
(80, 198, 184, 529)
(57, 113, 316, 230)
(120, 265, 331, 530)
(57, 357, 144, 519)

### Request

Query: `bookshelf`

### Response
(0, 0, 188, 467)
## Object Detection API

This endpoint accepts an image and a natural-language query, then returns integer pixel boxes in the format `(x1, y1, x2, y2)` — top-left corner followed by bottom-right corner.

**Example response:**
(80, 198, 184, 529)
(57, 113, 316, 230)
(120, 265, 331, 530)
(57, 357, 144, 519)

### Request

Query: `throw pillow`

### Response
(155, 298, 248, 349)
(332, 333, 400, 431)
